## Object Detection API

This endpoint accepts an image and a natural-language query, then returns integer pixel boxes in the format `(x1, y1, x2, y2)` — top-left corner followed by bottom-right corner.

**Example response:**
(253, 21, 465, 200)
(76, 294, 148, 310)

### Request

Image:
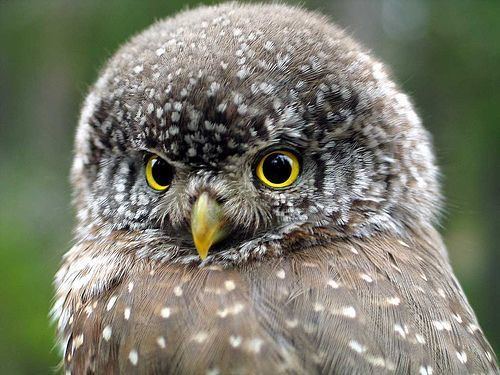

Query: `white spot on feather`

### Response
(456, 351, 467, 364)
(467, 323, 479, 333)
(264, 40, 274, 51)
(452, 313, 462, 323)
(419, 365, 433, 375)
(433, 320, 452, 331)
(386, 297, 401, 306)
(160, 307, 171, 319)
(74, 334, 84, 350)
(415, 333, 426, 344)
(157, 336, 166, 349)
(128, 349, 138, 365)
(342, 306, 357, 318)
(360, 273, 373, 283)
(327, 279, 340, 289)
(394, 324, 406, 338)
(229, 335, 242, 348)
(366, 355, 388, 368)
(224, 280, 236, 291)
(102, 326, 112, 341)
(397, 239, 410, 248)
(171, 112, 180, 122)
(247, 337, 264, 353)
(106, 296, 117, 311)
(84, 305, 93, 316)
(348, 340, 366, 353)
(193, 331, 208, 343)
(313, 303, 324, 312)
(216, 303, 244, 318)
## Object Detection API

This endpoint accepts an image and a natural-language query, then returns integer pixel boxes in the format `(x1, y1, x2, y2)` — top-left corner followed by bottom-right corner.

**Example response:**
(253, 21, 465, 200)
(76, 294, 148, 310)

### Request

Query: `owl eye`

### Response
(256, 150, 301, 189)
(145, 155, 175, 191)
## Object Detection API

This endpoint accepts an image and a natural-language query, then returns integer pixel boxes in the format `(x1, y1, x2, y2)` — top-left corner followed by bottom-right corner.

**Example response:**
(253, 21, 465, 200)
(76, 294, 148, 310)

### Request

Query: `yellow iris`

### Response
(256, 150, 301, 189)
(145, 155, 172, 191)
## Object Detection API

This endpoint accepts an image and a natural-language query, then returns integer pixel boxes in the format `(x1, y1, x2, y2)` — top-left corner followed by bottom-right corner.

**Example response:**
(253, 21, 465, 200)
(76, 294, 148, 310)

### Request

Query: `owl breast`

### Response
(60, 229, 497, 374)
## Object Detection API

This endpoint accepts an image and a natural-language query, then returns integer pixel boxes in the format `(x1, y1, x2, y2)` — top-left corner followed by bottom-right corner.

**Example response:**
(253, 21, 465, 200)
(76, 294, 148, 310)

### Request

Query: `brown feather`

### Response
(59, 228, 497, 374)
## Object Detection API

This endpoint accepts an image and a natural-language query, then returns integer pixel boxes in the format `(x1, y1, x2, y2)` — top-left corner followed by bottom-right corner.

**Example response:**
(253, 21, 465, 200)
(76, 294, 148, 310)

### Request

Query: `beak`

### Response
(190, 192, 226, 260)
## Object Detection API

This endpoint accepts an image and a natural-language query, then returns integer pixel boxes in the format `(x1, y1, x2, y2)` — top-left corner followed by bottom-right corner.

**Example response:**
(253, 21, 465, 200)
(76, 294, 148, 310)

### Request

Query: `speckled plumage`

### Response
(53, 3, 498, 374)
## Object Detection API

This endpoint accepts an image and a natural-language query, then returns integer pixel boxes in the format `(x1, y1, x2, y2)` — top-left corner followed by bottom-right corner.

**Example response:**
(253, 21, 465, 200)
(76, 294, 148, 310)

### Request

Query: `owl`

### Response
(52, 3, 498, 374)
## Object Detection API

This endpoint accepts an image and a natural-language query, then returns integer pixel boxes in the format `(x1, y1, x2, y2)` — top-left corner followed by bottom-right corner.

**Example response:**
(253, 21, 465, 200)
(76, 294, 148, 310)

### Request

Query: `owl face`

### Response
(73, 4, 440, 264)
(79, 110, 361, 262)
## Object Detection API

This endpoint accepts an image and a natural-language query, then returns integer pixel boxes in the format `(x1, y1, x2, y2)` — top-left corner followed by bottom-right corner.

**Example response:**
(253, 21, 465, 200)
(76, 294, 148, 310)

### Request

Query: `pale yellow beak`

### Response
(190, 192, 226, 260)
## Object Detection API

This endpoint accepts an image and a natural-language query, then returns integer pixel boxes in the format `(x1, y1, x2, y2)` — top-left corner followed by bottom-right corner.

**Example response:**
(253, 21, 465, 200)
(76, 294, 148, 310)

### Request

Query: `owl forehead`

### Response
(89, 5, 378, 166)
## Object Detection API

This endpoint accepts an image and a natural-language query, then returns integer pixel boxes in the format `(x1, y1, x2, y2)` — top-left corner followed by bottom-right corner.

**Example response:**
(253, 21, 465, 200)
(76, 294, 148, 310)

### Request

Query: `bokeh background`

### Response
(0, 0, 498, 372)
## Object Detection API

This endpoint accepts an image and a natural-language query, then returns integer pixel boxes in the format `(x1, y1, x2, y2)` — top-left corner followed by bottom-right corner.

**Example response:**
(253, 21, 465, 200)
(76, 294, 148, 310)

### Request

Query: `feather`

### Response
(59, 228, 497, 374)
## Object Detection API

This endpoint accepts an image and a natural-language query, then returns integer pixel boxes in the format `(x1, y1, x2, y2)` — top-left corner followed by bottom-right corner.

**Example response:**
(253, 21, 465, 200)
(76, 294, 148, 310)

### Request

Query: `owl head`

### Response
(71, 3, 440, 265)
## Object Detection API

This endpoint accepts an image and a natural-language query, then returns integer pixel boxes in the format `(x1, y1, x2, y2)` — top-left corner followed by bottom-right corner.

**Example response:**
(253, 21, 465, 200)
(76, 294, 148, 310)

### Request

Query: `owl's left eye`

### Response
(255, 150, 301, 189)
(145, 155, 175, 191)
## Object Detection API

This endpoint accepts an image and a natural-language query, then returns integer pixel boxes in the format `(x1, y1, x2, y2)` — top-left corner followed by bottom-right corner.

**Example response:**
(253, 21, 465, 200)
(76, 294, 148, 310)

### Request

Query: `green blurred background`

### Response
(0, 0, 498, 373)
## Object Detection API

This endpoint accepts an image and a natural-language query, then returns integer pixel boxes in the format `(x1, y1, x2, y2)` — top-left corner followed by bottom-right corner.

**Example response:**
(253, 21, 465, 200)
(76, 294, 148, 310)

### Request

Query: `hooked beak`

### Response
(190, 192, 227, 260)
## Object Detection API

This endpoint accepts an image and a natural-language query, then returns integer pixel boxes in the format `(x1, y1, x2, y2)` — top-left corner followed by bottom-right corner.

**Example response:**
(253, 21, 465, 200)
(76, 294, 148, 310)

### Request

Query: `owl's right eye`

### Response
(145, 155, 175, 192)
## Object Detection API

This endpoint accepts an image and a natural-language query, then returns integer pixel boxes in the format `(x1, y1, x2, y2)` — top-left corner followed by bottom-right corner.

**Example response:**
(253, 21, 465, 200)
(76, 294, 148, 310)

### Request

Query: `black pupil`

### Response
(151, 158, 174, 186)
(263, 153, 293, 184)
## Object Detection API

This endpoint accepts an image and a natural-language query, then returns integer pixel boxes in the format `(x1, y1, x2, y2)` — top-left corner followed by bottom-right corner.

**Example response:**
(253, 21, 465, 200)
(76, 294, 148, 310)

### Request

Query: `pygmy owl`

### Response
(52, 3, 498, 374)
